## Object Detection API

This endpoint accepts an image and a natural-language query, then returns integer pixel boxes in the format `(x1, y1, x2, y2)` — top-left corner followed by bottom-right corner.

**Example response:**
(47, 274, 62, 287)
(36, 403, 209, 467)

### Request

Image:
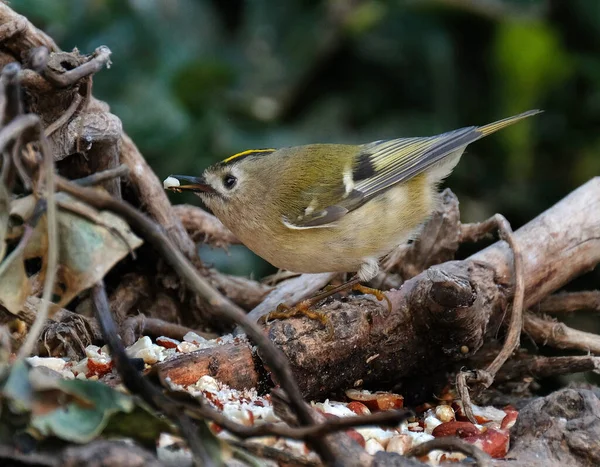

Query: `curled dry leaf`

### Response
(0, 239, 31, 314)
(15, 192, 143, 307)
(0, 181, 32, 314)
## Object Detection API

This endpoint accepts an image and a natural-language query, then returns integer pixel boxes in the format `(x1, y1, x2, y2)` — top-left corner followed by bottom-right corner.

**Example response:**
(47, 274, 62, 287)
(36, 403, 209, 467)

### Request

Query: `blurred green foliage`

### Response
(11, 0, 600, 282)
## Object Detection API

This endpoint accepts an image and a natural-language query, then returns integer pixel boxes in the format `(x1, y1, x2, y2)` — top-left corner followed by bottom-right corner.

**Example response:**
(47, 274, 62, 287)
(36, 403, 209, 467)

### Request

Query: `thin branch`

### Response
(74, 163, 129, 186)
(91, 282, 218, 467)
(481, 215, 525, 381)
(524, 312, 600, 354)
(44, 92, 82, 137)
(0, 113, 40, 153)
(464, 214, 524, 391)
(120, 133, 197, 260)
(1, 62, 23, 123)
(535, 291, 600, 314)
(229, 440, 318, 466)
(17, 124, 58, 359)
(121, 315, 217, 346)
(188, 394, 411, 440)
(496, 355, 600, 382)
(456, 371, 477, 425)
(55, 177, 338, 465)
(406, 437, 491, 467)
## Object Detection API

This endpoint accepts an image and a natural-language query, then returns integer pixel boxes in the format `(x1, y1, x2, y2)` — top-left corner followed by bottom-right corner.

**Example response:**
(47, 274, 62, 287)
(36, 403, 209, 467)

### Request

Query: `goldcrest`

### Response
(164, 110, 540, 283)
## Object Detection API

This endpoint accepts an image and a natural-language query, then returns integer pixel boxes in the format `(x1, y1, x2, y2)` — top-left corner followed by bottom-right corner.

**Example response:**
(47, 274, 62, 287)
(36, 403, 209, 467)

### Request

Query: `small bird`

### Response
(165, 110, 540, 326)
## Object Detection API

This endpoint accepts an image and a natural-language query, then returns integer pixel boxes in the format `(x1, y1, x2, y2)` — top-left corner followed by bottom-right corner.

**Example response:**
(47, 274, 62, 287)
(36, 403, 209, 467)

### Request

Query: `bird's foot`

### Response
(259, 300, 334, 339)
(352, 283, 392, 315)
(258, 278, 390, 338)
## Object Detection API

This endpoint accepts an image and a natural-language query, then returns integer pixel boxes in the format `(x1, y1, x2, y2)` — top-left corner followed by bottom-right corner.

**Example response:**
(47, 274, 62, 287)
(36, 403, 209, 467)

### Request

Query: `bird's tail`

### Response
(477, 109, 543, 137)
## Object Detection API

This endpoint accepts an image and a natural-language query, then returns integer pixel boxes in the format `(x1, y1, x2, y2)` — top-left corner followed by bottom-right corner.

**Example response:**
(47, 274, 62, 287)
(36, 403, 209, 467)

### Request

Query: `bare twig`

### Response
(535, 291, 600, 314)
(121, 315, 216, 347)
(187, 395, 411, 440)
(524, 312, 600, 354)
(1, 62, 23, 124)
(229, 440, 318, 466)
(456, 371, 477, 425)
(0, 102, 59, 360)
(0, 113, 39, 151)
(55, 177, 337, 465)
(91, 282, 218, 467)
(16, 129, 57, 359)
(496, 355, 600, 382)
(44, 92, 82, 136)
(470, 178, 600, 307)
(406, 437, 490, 467)
(74, 163, 129, 186)
(477, 214, 525, 386)
(120, 133, 197, 259)
(207, 270, 272, 311)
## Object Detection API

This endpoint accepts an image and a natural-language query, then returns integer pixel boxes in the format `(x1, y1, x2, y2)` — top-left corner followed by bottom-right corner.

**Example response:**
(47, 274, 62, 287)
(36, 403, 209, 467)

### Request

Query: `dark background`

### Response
(14, 1, 599, 342)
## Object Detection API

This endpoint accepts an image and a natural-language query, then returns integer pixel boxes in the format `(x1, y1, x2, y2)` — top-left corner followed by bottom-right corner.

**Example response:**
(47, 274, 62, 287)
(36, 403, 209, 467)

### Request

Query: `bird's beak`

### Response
(163, 175, 215, 193)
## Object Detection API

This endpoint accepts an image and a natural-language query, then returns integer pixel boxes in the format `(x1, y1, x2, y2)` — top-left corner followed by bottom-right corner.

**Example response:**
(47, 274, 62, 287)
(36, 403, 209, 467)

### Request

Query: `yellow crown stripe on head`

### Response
(222, 148, 276, 164)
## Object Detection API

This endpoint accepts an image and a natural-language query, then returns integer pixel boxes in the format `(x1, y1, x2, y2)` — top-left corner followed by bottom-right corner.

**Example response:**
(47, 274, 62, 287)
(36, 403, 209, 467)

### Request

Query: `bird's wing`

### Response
(285, 110, 541, 229)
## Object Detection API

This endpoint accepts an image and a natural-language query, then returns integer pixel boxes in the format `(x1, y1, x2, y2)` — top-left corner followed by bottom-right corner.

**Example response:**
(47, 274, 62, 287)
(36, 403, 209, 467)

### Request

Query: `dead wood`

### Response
(495, 355, 600, 382)
(15, 298, 101, 359)
(206, 269, 272, 311)
(523, 312, 600, 354)
(120, 315, 216, 347)
(108, 273, 150, 324)
(174, 203, 240, 247)
(119, 133, 197, 260)
(158, 177, 600, 401)
(159, 340, 260, 389)
(535, 290, 600, 314)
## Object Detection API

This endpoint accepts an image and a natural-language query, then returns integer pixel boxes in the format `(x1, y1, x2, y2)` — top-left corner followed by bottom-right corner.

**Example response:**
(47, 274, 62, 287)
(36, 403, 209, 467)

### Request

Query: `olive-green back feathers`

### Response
(284, 109, 541, 228)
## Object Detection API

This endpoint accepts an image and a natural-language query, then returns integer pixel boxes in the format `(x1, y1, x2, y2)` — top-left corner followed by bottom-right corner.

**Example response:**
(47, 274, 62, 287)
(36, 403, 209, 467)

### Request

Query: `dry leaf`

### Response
(23, 193, 143, 307)
(0, 240, 30, 314)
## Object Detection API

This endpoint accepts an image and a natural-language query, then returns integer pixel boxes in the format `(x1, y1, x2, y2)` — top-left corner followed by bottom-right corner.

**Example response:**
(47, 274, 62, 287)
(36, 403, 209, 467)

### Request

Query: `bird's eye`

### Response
(223, 174, 237, 190)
